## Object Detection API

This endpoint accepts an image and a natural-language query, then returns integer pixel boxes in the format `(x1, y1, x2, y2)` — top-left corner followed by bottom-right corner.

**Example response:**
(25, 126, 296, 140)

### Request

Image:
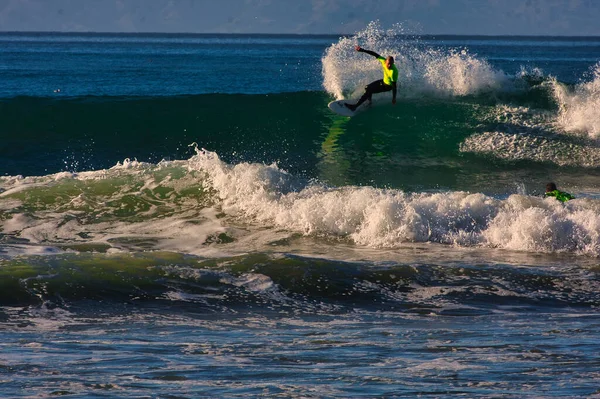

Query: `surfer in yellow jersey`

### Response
(345, 45, 398, 112)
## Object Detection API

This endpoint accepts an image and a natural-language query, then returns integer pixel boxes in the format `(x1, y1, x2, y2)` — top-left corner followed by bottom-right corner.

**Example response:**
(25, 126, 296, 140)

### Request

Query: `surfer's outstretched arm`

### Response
(354, 45, 381, 58)
(391, 81, 397, 104)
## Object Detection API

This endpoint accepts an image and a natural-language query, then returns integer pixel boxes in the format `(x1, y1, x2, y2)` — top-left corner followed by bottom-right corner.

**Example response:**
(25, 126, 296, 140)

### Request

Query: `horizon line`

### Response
(1, 30, 600, 38)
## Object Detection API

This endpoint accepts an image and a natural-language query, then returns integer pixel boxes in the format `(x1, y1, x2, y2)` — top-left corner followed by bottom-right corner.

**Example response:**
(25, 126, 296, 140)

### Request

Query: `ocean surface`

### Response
(2, 24, 600, 398)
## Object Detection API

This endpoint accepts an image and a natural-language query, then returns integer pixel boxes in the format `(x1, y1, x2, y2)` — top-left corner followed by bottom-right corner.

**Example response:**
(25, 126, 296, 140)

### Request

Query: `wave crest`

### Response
(190, 149, 600, 256)
(553, 63, 600, 139)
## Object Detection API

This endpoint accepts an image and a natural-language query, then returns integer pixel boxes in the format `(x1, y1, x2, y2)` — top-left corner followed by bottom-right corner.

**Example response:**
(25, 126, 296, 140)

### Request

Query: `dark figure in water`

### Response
(345, 45, 399, 112)
(545, 182, 575, 202)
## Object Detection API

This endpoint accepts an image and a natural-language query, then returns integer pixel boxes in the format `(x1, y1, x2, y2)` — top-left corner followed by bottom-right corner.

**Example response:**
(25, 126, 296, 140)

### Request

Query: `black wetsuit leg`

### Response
(355, 79, 393, 107)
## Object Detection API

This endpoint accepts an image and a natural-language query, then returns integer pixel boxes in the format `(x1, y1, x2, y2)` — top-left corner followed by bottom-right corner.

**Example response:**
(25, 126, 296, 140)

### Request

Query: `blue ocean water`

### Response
(2, 24, 600, 398)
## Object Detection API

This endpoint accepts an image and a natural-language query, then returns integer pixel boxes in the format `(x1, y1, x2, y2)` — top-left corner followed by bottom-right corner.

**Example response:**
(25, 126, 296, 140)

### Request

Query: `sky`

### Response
(0, 0, 599, 36)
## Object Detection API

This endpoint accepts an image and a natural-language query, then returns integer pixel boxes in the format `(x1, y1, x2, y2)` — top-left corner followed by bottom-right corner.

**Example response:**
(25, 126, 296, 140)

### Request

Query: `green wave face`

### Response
(1, 83, 600, 264)
(1, 251, 597, 310)
(3, 82, 600, 195)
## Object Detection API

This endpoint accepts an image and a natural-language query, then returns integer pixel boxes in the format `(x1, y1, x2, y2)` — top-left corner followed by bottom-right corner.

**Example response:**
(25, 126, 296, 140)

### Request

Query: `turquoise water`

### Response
(2, 25, 600, 397)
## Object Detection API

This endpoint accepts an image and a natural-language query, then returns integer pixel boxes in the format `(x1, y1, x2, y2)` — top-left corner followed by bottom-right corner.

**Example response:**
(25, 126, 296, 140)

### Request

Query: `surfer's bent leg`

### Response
(347, 80, 392, 110)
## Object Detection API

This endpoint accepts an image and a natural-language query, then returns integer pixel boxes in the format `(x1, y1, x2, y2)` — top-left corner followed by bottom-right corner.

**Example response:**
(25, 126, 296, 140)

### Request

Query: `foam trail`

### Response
(458, 69, 600, 167)
(460, 131, 600, 167)
(322, 21, 509, 100)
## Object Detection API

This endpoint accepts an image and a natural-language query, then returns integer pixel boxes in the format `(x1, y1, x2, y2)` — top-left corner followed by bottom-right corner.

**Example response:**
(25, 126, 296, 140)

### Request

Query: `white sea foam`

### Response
(459, 131, 600, 167)
(0, 159, 229, 257)
(2, 151, 599, 257)
(411, 358, 483, 372)
(552, 63, 600, 139)
(484, 195, 600, 254)
(322, 21, 508, 100)
(188, 149, 600, 256)
(458, 100, 600, 167)
(220, 273, 274, 293)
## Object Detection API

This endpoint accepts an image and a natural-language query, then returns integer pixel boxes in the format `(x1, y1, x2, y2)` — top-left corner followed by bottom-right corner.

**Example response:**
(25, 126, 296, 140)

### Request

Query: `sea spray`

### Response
(484, 195, 600, 254)
(553, 62, 600, 139)
(322, 21, 509, 100)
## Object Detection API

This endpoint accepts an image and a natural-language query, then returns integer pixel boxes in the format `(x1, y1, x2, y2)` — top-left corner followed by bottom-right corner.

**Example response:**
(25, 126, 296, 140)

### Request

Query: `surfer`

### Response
(345, 45, 398, 112)
(545, 182, 575, 202)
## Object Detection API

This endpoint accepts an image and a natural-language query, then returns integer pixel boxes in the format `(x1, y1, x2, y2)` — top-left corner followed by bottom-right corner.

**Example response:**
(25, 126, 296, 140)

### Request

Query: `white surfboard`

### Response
(327, 100, 367, 117)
